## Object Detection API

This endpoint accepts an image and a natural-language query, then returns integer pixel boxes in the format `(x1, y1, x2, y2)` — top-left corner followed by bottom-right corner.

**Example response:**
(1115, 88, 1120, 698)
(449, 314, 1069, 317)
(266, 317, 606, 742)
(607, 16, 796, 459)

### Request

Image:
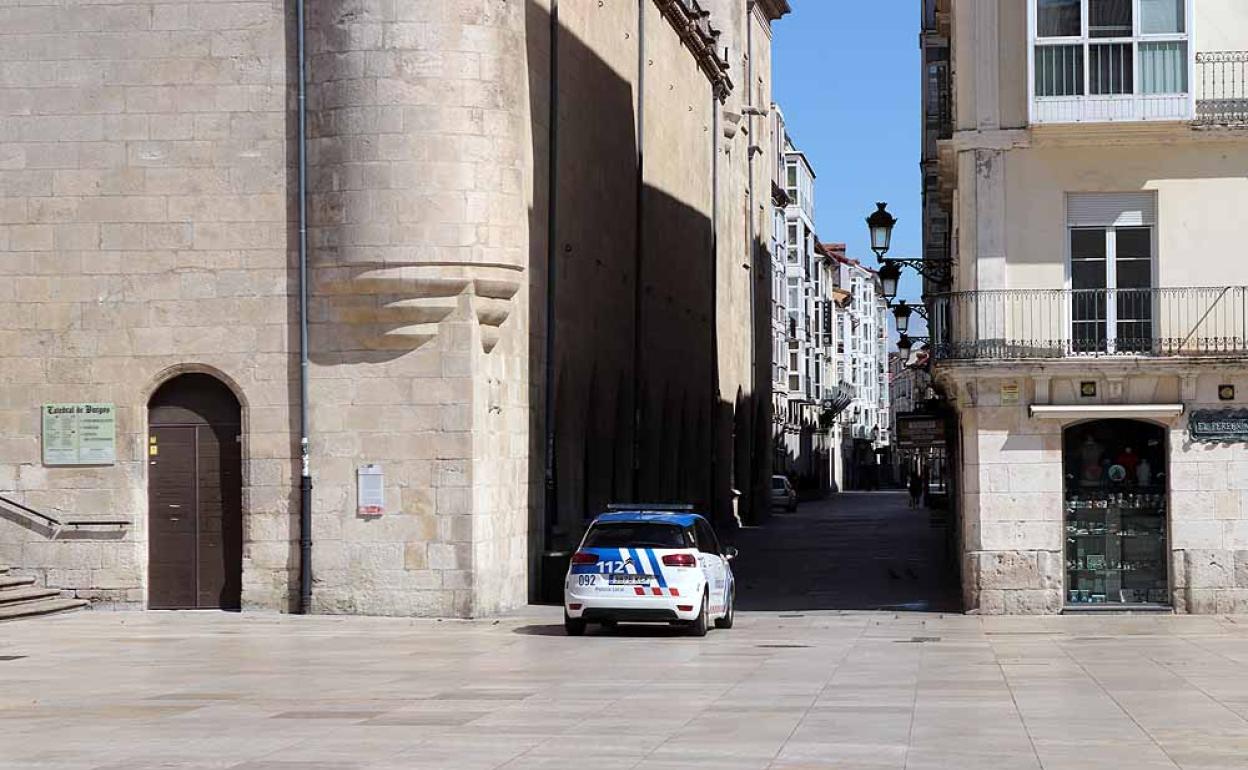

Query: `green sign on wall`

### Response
(42, 404, 116, 466)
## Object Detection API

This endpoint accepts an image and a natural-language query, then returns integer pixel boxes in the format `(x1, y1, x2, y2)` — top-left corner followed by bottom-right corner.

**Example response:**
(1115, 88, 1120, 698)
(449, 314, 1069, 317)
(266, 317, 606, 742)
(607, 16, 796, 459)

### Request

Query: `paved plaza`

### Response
(2, 495, 1248, 769)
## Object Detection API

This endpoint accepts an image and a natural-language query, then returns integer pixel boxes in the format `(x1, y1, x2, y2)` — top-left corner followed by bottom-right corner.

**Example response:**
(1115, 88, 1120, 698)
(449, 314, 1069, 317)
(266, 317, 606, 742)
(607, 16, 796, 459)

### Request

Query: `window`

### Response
(1068, 193, 1156, 354)
(695, 520, 720, 555)
(584, 523, 689, 549)
(1032, 0, 1190, 122)
(1039, 0, 1081, 37)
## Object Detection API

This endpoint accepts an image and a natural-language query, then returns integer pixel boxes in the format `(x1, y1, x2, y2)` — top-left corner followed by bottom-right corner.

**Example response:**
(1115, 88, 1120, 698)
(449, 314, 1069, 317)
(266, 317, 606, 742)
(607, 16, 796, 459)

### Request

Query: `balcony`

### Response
(1196, 52, 1248, 126)
(1032, 50, 1248, 126)
(931, 287, 1248, 361)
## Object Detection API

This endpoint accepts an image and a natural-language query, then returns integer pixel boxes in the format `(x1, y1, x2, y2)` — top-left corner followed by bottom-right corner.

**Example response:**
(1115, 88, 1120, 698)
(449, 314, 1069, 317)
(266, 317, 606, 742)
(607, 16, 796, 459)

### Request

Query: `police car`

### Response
(564, 505, 737, 636)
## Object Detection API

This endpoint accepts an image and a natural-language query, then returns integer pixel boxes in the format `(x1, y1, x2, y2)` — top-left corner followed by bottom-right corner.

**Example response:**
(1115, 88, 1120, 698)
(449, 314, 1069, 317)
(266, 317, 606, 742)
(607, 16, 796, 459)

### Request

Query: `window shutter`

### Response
(1067, 192, 1157, 227)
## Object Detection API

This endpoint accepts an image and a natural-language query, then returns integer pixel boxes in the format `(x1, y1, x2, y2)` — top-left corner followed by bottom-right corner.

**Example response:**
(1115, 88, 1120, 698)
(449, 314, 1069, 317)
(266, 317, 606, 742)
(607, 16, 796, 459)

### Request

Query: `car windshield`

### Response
(583, 522, 688, 549)
(771, 478, 786, 490)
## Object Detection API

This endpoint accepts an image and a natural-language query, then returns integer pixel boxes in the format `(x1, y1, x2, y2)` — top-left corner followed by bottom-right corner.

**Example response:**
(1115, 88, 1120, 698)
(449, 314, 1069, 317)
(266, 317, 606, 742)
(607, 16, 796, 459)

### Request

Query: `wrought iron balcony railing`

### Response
(1196, 51, 1248, 127)
(930, 287, 1248, 361)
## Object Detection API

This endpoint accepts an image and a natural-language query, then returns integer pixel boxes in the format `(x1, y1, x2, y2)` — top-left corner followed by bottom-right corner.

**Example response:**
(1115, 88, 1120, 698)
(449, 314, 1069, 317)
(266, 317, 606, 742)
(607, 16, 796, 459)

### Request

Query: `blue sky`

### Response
(772, 0, 924, 310)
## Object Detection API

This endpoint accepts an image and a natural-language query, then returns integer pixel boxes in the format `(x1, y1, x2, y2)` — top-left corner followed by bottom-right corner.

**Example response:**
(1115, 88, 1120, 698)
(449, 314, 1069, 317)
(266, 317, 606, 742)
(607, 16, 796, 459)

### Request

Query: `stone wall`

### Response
(0, 0, 784, 617)
(0, 0, 295, 609)
(304, 0, 532, 617)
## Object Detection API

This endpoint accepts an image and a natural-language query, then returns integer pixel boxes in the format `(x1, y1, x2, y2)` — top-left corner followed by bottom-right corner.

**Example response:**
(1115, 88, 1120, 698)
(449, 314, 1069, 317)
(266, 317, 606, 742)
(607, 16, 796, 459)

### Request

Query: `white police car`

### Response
(564, 505, 737, 636)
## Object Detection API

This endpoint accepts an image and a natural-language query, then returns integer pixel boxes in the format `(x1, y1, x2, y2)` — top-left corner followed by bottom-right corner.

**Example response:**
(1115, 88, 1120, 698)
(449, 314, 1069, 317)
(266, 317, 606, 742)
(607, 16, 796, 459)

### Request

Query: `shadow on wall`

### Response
(525, 0, 761, 584)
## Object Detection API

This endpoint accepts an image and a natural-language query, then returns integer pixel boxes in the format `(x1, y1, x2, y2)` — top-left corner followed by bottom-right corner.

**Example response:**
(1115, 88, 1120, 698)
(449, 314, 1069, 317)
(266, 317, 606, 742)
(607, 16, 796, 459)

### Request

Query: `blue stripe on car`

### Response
(644, 548, 667, 587)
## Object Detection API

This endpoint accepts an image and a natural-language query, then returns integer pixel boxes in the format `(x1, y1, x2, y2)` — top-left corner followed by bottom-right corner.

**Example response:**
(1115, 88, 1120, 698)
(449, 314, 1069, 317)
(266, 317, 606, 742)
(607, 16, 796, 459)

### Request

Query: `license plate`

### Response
(608, 574, 654, 586)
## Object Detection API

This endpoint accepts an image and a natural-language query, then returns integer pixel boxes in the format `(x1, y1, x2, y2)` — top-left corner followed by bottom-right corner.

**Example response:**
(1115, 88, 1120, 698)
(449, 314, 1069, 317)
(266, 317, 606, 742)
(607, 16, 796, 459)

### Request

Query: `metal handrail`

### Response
(0, 492, 130, 534)
(930, 286, 1248, 361)
(0, 493, 60, 529)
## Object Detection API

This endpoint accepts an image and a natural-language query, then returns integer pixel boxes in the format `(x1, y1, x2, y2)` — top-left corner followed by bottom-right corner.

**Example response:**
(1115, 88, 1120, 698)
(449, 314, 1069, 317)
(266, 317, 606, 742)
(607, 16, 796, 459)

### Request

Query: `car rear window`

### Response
(583, 522, 689, 549)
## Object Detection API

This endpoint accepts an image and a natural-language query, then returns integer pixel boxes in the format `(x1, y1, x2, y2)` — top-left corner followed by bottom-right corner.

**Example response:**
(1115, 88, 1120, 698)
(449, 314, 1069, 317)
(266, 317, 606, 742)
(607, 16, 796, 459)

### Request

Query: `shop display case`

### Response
(1064, 491, 1168, 605)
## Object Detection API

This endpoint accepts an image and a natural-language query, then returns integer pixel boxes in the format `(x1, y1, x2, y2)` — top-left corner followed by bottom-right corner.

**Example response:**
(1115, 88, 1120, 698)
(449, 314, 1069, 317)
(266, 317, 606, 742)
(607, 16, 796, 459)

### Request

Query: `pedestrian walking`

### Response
(908, 471, 924, 509)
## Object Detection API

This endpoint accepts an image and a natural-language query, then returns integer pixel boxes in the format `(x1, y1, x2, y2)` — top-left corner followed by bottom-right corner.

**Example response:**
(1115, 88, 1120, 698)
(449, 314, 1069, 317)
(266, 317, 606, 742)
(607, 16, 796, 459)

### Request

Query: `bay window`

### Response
(1031, 0, 1192, 123)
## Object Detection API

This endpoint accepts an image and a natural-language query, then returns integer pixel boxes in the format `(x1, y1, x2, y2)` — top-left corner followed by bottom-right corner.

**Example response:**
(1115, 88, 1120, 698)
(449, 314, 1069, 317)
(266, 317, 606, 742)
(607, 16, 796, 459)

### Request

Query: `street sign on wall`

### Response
(42, 404, 116, 465)
(895, 414, 945, 449)
(1189, 409, 1248, 443)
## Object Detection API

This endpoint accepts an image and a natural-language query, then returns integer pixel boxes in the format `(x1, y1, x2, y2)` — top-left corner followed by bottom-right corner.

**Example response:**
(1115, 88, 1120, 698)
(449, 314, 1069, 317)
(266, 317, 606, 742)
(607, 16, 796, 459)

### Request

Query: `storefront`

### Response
(942, 371, 1248, 615)
(1062, 419, 1169, 608)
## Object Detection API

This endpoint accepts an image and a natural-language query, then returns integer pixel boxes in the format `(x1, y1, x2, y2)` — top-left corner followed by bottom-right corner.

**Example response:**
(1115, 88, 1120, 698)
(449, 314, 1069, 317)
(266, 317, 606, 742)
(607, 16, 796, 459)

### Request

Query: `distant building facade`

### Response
(834, 257, 891, 491)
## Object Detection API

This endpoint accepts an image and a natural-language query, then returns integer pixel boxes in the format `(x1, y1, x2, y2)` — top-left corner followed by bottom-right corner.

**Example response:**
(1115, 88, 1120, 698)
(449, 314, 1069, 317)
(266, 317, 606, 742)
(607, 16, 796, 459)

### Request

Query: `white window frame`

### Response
(1064, 192, 1158, 355)
(1028, 0, 1195, 124)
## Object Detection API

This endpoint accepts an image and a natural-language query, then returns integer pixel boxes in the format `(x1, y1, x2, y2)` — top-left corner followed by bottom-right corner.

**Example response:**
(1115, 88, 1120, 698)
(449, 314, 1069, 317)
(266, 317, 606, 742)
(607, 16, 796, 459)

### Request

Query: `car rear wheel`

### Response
(688, 593, 709, 637)
(714, 587, 735, 629)
(564, 612, 586, 636)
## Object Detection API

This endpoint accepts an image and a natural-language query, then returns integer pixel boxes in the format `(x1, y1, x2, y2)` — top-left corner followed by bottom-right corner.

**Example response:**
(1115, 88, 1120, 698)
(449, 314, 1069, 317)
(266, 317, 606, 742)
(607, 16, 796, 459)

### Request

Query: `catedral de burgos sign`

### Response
(41, 403, 117, 466)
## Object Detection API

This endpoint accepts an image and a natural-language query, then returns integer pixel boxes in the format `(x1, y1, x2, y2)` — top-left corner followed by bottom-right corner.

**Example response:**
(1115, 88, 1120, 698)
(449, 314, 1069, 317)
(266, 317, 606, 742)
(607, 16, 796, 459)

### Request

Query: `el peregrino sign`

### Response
(1189, 409, 1248, 443)
(42, 404, 116, 465)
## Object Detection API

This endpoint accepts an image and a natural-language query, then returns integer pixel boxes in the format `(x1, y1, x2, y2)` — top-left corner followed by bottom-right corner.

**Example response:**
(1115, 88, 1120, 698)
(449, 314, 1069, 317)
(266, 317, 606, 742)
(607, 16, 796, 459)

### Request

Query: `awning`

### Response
(1028, 404, 1184, 420)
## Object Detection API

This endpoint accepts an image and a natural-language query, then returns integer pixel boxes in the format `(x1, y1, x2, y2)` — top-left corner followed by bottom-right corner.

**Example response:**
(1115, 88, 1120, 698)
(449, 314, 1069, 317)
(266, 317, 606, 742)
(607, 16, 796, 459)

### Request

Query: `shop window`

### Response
(1063, 419, 1169, 607)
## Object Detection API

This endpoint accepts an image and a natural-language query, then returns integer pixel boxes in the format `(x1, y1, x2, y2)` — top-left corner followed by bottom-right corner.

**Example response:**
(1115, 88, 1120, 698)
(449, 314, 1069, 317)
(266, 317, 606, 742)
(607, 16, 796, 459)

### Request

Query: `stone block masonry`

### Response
(0, 0, 296, 610)
(0, 0, 782, 617)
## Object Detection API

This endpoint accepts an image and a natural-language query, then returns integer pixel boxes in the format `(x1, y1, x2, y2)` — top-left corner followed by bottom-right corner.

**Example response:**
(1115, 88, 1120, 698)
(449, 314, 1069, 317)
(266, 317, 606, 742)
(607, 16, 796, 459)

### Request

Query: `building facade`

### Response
(929, 0, 1248, 614)
(834, 256, 892, 491)
(767, 121, 857, 496)
(0, 0, 791, 616)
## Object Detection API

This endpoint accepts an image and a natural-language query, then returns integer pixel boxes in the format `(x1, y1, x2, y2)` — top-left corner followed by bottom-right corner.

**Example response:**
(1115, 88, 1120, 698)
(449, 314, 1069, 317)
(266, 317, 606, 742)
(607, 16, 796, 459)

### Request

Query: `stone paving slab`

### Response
(2, 609, 1248, 769)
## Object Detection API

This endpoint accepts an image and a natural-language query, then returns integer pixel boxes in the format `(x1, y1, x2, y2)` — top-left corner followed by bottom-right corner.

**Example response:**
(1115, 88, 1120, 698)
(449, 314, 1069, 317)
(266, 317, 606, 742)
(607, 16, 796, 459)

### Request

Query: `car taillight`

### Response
(662, 553, 697, 567)
(570, 551, 598, 565)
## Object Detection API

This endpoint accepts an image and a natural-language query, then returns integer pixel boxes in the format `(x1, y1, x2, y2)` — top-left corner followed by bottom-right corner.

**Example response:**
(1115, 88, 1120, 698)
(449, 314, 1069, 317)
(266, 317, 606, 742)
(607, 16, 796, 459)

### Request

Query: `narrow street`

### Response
(732, 491, 961, 613)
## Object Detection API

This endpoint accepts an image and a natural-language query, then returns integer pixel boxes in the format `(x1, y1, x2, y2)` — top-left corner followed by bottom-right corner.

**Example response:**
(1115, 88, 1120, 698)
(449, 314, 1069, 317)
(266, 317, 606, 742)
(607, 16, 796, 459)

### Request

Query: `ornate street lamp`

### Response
(867, 202, 897, 259)
(896, 334, 914, 359)
(864, 202, 953, 286)
(878, 260, 901, 303)
(892, 300, 913, 335)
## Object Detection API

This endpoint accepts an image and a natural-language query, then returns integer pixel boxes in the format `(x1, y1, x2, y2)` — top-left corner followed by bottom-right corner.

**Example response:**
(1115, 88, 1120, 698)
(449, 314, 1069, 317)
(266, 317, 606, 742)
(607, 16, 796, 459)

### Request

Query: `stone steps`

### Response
(0, 567, 88, 622)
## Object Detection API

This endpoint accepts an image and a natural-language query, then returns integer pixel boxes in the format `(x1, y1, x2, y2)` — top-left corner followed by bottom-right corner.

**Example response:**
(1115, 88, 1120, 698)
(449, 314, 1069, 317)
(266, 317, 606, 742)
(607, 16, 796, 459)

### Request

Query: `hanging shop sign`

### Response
(42, 404, 116, 466)
(1189, 409, 1248, 443)
(896, 415, 945, 449)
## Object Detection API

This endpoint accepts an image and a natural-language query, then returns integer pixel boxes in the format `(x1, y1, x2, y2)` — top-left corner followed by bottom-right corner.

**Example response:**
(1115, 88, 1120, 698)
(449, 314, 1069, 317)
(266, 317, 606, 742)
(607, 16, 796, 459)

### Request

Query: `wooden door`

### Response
(148, 374, 242, 610)
(148, 426, 198, 609)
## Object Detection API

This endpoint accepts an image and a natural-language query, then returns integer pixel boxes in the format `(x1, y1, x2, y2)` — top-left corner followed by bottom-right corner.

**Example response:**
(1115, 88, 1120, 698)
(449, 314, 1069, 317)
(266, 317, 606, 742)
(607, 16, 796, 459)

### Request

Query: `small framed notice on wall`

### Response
(42, 404, 116, 466)
(357, 464, 384, 516)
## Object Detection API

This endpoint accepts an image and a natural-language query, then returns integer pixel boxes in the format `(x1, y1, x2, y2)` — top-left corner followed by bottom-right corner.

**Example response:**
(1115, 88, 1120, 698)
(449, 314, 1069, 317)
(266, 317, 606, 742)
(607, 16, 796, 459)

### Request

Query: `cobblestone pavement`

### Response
(3, 492, 1248, 769)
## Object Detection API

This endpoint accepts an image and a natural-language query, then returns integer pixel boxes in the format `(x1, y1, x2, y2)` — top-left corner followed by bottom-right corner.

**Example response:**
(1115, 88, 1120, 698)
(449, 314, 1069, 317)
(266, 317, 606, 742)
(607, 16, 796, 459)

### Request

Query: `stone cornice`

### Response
(950, 123, 1248, 153)
(755, 0, 792, 22)
(654, 0, 733, 97)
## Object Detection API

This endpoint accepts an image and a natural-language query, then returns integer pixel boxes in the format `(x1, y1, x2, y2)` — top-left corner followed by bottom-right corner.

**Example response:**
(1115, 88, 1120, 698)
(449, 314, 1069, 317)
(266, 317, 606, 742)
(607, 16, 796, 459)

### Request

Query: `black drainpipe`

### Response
(744, 0, 757, 525)
(544, 0, 560, 547)
(296, 0, 314, 614)
(710, 80, 721, 515)
(631, 0, 647, 500)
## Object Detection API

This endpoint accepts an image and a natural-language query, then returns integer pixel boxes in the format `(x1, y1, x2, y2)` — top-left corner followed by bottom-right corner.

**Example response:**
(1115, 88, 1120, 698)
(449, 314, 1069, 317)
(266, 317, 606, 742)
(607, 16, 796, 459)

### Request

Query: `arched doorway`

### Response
(1062, 419, 1169, 608)
(147, 373, 242, 610)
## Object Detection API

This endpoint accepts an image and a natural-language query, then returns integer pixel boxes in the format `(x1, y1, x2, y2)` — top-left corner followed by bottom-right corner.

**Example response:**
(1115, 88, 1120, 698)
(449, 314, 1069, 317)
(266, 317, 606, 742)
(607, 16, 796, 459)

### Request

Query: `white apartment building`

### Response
(929, 0, 1248, 614)
(834, 256, 892, 490)
(767, 116, 858, 495)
